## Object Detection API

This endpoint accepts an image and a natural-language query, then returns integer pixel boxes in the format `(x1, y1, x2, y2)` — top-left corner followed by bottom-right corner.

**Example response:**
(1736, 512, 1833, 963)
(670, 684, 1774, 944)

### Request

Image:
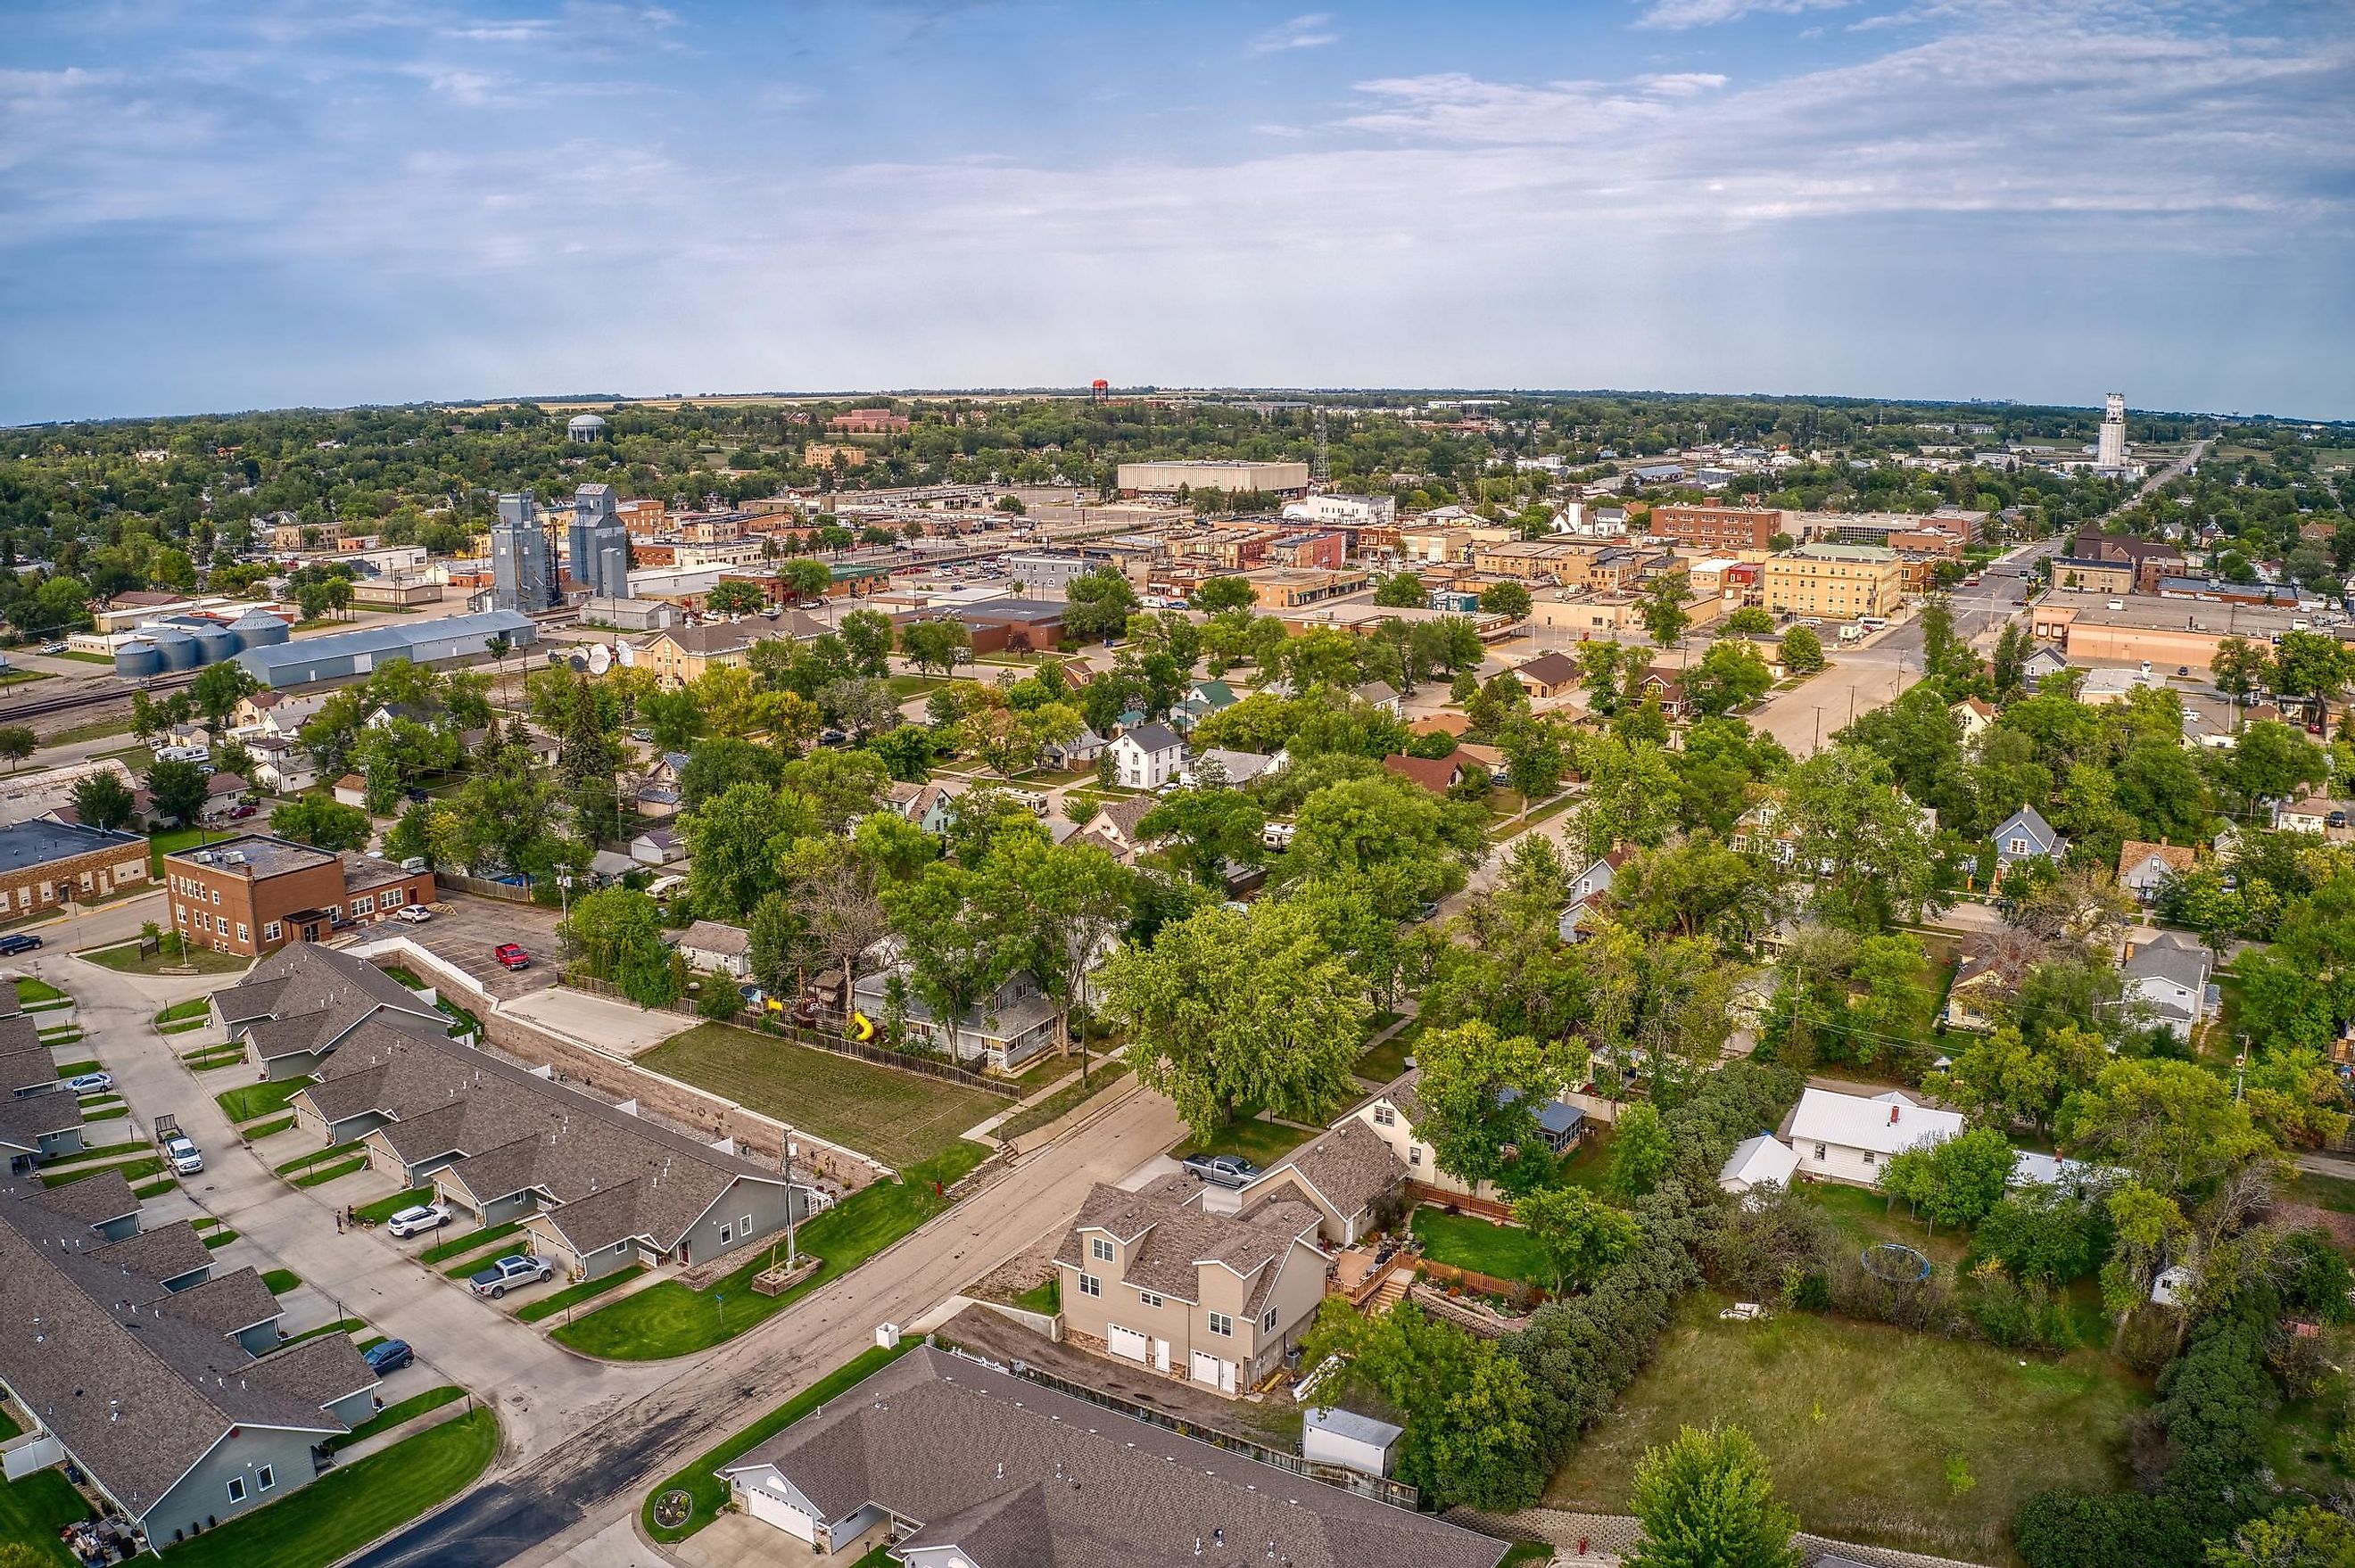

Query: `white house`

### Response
(1351, 681, 1405, 721)
(674, 920, 752, 979)
(245, 735, 318, 794)
(1108, 722, 1186, 789)
(1786, 1086, 1964, 1188)
(2116, 839, 2196, 903)
(629, 827, 685, 866)
(1717, 1133, 1800, 1196)
(2122, 930, 2213, 1040)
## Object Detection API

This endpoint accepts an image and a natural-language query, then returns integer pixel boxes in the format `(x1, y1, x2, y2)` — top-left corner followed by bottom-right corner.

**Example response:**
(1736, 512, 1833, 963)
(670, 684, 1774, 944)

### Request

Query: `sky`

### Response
(3, 0, 2351, 425)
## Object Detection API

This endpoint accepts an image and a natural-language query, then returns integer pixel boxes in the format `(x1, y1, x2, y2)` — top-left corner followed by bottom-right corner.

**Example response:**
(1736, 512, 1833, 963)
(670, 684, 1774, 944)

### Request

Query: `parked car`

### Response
(64, 1072, 112, 1093)
(161, 1135, 204, 1176)
(226, 804, 257, 820)
(385, 1202, 451, 1238)
(394, 905, 434, 924)
(362, 1339, 414, 1375)
(40, 642, 66, 655)
(468, 1254, 552, 1298)
(492, 943, 530, 970)
(1180, 1153, 1262, 1190)
(0, 934, 42, 956)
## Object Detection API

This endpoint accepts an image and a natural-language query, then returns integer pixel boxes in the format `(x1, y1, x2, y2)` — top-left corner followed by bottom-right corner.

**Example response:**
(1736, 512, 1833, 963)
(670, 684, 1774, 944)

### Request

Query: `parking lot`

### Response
(385, 892, 566, 1003)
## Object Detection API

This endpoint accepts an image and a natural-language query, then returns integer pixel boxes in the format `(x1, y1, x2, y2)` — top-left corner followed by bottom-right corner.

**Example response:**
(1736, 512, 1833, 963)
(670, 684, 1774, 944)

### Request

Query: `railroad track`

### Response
(0, 670, 195, 723)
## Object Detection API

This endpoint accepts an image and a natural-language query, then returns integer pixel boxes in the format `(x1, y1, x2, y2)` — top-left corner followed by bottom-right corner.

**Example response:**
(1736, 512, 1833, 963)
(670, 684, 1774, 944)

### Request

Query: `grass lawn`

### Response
(146, 824, 212, 875)
(356, 1186, 434, 1225)
(186, 1050, 247, 1072)
(294, 1156, 368, 1187)
(325, 1386, 467, 1453)
(133, 1177, 177, 1199)
(1355, 1017, 1421, 1084)
(161, 1406, 497, 1568)
(275, 1139, 363, 1175)
(885, 674, 948, 697)
(421, 1219, 524, 1265)
(1544, 1292, 2149, 1564)
(45, 1156, 163, 1187)
(280, 1317, 366, 1348)
(642, 1340, 923, 1541)
(45, 1138, 152, 1167)
(80, 937, 250, 975)
(244, 1114, 294, 1139)
(993, 1066, 1131, 1142)
(2286, 1169, 2355, 1214)
(53, 1060, 101, 1077)
(155, 997, 211, 1026)
(557, 1143, 987, 1360)
(260, 1268, 301, 1293)
(1171, 1115, 1313, 1169)
(1558, 1126, 1614, 1192)
(0, 1407, 16, 1442)
(1412, 1208, 1551, 1284)
(517, 1265, 648, 1322)
(14, 978, 66, 1006)
(0, 1465, 92, 1564)
(217, 1076, 314, 1123)
(1011, 1276, 1060, 1315)
(202, 1228, 239, 1249)
(1806, 1181, 1971, 1271)
(640, 1022, 1005, 1170)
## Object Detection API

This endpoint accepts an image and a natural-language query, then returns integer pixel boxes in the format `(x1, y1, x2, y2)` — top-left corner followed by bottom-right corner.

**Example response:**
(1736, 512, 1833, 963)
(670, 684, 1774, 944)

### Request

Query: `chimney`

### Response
(1888, 1103, 1899, 1126)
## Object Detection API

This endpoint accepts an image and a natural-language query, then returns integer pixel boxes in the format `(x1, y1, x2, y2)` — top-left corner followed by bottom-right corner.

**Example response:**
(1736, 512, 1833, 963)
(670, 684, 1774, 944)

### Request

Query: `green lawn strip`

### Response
(1498, 1543, 1556, 1568)
(80, 937, 250, 975)
(275, 1139, 364, 1176)
(202, 1229, 239, 1250)
(190, 1216, 224, 1233)
(642, 1341, 922, 1541)
(1170, 1114, 1313, 1168)
(41, 1137, 153, 1168)
(516, 1265, 648, 1323)
(154, 998, 212, 1025)
(45, 1156, 164, 1187)
(558, 1143, 987, 1360)
(159, 1018, 212, 1036)
(13, 978, 66, 1006)
(51, 1060, 101, 1077)
(133, 1177, 178, 1199)
(1354, 1017, 1422, 1084)
(1542, 1292, 2148, 1564)
(243, 1114, 295, 1139)
(357, 1186, 435, 1225)
(2286, 1170, 2355, 1215)
(324, 1386, 467, 1453)
(187, 1052, 247, 1073)
(217, 1076, 313, 1123)
(293, 1156, 368, 1188)
(1010, 1277, 1060, 1314)
(159, 1406, 498, 1568)
(37, 1029, 82, 1048)
(85, 1105, 132, 1123)
(261, 1269, 301, 1293)
(279, 1317, 366, 1348)
(0, 1465, 94, 1565)
(355, 1335, 388, 1354)
(1412, 1208, 1550, 1285)
(420, 1219, 524, 1265)
(376, 965, 427, 989)
(992, 1066, 1132, 1142)
(441, 1236, 537, 1279)
(638, 1021, 1006, 1170)
(0, 1406, 18, 1442)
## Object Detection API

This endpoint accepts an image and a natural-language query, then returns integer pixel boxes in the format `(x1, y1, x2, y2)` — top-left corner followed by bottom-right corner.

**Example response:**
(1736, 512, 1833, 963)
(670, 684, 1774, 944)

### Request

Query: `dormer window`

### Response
(1089, 1236, 1114, 1263)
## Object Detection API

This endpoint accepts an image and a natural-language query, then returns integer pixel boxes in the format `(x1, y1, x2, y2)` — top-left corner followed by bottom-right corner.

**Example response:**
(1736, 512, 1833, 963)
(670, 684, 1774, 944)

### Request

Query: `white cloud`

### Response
(1247, 12, 1338, 57)
(1635, 0, 1856, 29)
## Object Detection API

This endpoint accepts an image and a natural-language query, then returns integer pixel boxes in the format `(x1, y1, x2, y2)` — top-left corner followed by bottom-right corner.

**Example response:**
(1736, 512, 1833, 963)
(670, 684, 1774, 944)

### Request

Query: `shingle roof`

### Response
(1120, 722, 1183, 755)
(299, 1027, 787, 1254)
(1787, 1087, 1962, 1158)
(1054, 1182, 1321, 1314)
(0, 1085, 83, 1151)
(2118, 840, 2196, 879)
(721, 1348, 1506, 1568)
(676, 920, 751, 959)
(219, 943, 447, 1064)
(5, 1168, 139, 1230)
(1250, 1118, 1402, 1225)
(2125, 931, 2211, 992)
(1381, 752, 1459, 794)
(1514, 651, 1581, 687)
(153, 1268, 285, 1336)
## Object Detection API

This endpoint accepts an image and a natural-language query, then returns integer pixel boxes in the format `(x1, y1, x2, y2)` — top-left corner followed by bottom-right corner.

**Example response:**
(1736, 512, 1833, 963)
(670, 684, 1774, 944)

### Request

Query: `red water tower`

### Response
(1091, 378, 1109, 402)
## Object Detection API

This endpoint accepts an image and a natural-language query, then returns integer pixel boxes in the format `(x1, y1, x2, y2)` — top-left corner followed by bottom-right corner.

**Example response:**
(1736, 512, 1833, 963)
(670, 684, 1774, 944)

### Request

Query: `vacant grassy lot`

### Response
(1355, 1017, 1421, 1085)
(640, 1022, 1005, 1169)
(1546, 1293, 2148, 1564)
(1412, 1207, 1550, 1284)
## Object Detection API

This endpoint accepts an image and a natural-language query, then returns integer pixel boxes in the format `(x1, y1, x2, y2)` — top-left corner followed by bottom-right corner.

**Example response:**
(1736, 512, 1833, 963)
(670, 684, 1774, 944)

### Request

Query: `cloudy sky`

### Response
(4, 0, 2351, 424)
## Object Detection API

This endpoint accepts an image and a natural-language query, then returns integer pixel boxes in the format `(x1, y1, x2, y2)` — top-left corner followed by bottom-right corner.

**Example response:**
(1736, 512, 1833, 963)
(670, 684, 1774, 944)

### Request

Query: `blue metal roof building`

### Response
(232, 609, 539, 689)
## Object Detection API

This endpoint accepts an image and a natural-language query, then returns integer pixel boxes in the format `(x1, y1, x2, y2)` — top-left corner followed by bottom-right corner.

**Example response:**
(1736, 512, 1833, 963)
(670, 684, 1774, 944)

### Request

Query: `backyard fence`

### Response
(1414, 1257, 1546, 1305)
(1406, 1181, 1516, 1224)
(433, 871, 536, 904)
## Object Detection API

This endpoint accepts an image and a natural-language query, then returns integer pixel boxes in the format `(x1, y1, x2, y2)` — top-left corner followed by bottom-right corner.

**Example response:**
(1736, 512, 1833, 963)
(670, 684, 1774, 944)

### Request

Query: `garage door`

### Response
(1191, 1351, 1235, 1393)
(1107, 1325, 1149, 1364)
(744, 1483, 815, 1541)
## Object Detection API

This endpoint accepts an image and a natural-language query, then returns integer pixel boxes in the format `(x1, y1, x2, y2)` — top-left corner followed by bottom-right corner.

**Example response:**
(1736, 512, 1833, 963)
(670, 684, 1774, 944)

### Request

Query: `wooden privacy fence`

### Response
(1414, 1257, 1547, 1304)
(1405, 1180, 1516, 1224)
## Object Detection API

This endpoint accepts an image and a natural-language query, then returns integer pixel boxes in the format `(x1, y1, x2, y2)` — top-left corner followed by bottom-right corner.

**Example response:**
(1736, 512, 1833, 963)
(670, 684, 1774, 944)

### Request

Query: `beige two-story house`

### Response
(1054, 1180, 1328, 1396)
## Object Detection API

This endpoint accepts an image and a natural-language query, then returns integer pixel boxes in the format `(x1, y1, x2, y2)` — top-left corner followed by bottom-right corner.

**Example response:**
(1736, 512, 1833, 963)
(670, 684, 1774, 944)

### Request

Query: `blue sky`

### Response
(4, 0, 2351, 424)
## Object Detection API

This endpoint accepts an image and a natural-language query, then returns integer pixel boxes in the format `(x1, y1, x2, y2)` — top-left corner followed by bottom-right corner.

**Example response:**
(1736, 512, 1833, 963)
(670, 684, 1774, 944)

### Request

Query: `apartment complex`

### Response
(0, 820, 149, 921)
(163, 835, 434, 957)
(1763, 543, 1909, 618)
(1648, 503, 1784, 552)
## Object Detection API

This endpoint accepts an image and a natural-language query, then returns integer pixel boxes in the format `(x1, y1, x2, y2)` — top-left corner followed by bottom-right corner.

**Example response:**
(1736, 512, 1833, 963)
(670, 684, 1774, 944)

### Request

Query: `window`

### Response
(256, 1465, 275, 1493)
(352, 895, 375, 916)
(227, 1477, 246, 1503)
(1078, 1273, 1101, 1298)
(382, 887, 403, 908)
(1408, 1146, 1421, 1167)
(615, 1241, 629, 1255)
(1813, 1143, 1827, 1160)
(720, 1224, 732, 1243)
(264, 921, 281, 942)
(1372, 1105, 1394, 1127)
(1089, 1236, 1114, 1263)
(1263, 1307, 1277, 1333)
(1208, 1311, 1233, 1337)
(1138, 1290, 1163, 1308)
(1863, 1151, 1877, 1166)
(236, 924, 249, 944)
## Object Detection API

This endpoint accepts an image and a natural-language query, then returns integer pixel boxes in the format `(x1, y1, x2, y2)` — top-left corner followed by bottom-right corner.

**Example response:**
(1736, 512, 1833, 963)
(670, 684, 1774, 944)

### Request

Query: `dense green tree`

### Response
(1606, 1101, 1673, 1200)
(1778, 623, 1824, 674)
(69, 769, 136, 829)
(1192, 574, 1256, 614)
(1374, 571, 1429, 608)
(1410, 1020, 1581, 1193)
(1626, 1424, 1802, 1568)
(899, 617, 971, 677)
(268, 795, 372, 851)
(559, 887, 680, 1005)
(1479, 579, 1534, 620)
(1138, 786, 1265, 887)
(1061, 566, 1140, 642)
(1515, 1184, 1639, 1292)
(1684, 641, 1773, 717)
(143, 757, 210, 827)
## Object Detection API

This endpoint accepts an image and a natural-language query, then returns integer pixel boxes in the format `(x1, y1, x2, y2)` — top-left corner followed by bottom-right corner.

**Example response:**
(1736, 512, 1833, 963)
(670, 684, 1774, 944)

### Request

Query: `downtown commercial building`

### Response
(1763, 543, 1910, 619)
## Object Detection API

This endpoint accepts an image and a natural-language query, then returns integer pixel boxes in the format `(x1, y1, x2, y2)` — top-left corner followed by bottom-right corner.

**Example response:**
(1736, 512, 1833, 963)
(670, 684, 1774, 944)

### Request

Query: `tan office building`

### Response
(1764, 544, 1908, 619)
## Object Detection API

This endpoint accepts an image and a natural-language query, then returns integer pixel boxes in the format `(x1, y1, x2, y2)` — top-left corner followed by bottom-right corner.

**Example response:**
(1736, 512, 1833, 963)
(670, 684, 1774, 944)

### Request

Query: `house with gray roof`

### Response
(673, 920, 753, 978)
(1053, 1177, 1330, 1396)
(851, 961, 1060, 1073)
(2123, 930, 2215, 1040)
(1990, 804, 2065, 877)
(290, 1027, 806, 1280)
(1228, 1117, 1403, 1247)
(212, 941, 450, 1080)
(0, 1182, 375, 1553)
(715, 1347, 1507, 1565)
(0, 1074, 84, 1172)
(1108, 722, 1185, 789)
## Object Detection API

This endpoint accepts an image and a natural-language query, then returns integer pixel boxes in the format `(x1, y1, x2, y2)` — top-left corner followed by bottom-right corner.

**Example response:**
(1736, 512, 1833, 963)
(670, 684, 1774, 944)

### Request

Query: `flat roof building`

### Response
(0, 820, 150, 922)
(1117, 459, 1311, 499)
(163, 834, 435, 961)
(1763, 543, 1908, 620)
(231, 609, 538, 689)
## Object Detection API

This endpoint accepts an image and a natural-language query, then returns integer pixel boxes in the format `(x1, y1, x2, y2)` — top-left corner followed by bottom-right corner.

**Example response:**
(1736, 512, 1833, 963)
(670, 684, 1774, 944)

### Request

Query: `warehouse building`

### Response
(1116, 459, 1311, 499)
(231, 609, 539, 689)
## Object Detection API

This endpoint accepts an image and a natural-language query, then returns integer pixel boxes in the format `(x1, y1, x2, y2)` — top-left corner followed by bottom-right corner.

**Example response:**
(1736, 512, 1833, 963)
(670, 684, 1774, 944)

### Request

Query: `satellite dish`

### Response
(587, 643, 613, 675)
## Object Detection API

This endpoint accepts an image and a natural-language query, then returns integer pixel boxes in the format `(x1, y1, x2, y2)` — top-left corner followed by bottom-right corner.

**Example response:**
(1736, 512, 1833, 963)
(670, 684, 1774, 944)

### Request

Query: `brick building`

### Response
(0, 821, 149, 921)
(1763, 543, 1909, 619)
(1648, 503, 1785, 552)
(162, 835, 434, 957)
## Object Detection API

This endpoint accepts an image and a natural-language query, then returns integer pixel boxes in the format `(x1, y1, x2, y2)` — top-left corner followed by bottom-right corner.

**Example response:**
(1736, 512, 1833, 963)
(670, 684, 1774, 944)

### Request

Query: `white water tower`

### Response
(2097, 393, 2127, 467)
